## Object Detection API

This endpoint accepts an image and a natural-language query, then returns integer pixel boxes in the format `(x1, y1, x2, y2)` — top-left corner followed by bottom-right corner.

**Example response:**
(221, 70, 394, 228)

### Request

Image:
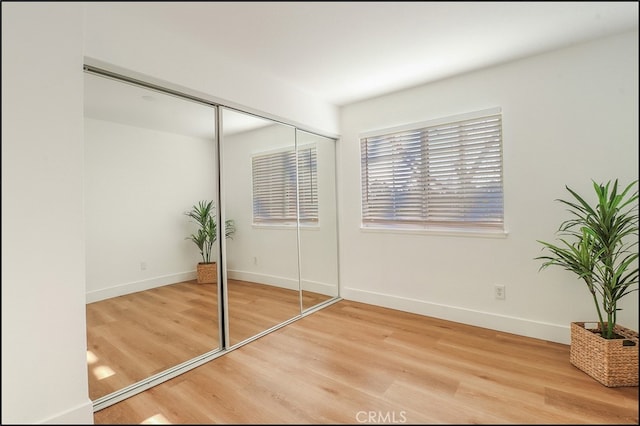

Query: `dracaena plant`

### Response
(536, 179, 638, 339)
(185, 200, 236, 264)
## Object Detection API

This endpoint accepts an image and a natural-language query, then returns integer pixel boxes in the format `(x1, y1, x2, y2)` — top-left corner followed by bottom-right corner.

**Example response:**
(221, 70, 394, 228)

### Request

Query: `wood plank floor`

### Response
(93, 300, 639, 424)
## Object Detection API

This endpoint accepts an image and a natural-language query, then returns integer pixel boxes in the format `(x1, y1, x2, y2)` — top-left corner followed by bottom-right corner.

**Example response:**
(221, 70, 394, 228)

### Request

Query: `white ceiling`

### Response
(85, 1, 638, 106)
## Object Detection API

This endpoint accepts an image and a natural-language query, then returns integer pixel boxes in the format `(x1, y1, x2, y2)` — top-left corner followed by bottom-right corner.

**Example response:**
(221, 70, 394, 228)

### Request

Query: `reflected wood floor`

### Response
(94, 300, 638, 424)
(87, 279, 331, 400)
(87, 280, 220, 400)
(227, 279, 331, 346)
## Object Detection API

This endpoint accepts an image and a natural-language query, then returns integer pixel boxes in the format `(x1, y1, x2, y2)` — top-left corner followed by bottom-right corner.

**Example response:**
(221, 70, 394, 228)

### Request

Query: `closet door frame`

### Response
(85, 65, 341, 413)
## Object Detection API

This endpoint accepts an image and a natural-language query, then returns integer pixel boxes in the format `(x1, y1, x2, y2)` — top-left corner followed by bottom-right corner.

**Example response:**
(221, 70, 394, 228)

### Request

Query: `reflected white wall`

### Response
(84, 118, 216, 301)
(223, 120, 300, 289)
(297, 131, 340, 301)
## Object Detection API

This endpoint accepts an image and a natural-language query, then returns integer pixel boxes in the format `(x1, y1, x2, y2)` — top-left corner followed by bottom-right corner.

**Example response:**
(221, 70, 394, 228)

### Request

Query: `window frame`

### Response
(359, 107, 506, 237)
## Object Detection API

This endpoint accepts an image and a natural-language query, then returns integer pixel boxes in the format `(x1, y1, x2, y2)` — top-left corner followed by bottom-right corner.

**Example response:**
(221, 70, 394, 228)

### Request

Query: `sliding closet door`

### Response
(84, 68, 340, 412)
(220, 107, 302, 347)
(296, 130, 340, 311)
(84, 72, 221, 401)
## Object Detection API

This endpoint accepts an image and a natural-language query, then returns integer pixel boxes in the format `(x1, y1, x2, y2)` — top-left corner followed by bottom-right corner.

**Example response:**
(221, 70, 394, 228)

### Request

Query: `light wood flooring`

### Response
(87, 279, 332, 400)
(93, 300, 639, 424)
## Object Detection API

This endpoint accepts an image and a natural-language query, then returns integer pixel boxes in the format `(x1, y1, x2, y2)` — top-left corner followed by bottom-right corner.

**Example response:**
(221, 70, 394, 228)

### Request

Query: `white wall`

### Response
(84, 118, 216, 302)
(1, 3, 94, 424)
(338, 30, 639, 344)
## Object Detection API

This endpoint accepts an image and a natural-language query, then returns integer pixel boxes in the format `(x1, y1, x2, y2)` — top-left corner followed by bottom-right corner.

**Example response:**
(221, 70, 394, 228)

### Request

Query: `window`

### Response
(252, 145, 318, 225)
(360, 108, 503, 232)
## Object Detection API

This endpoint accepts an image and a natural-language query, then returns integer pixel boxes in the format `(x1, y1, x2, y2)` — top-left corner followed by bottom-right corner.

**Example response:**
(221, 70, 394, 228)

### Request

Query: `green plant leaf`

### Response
(535, 179, 638, 339)
(185, 200, 237, 263)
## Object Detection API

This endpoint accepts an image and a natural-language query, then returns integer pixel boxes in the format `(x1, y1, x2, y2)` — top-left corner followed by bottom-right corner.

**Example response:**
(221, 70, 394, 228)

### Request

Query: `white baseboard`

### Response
(227, 270, 299, 291)
(341, 286, 570, 345)
(86, 270, 339, 304)
(39, 399, 94, 424)
(301, 278, 339, 297)
(87, 274, 561, 346)
(86, 271, 197, 303)
(227, 270, 339, 298)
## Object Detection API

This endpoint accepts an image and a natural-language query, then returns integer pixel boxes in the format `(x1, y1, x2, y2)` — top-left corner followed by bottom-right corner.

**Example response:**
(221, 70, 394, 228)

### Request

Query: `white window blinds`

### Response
(252, 146, 318, 225)
(360, 109, 503, 231)
(297, 147, 318, 222)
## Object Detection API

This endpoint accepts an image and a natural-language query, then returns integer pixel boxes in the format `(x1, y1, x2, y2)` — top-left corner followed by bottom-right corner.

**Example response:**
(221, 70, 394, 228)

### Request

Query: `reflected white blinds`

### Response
(252, 146, 318, 224)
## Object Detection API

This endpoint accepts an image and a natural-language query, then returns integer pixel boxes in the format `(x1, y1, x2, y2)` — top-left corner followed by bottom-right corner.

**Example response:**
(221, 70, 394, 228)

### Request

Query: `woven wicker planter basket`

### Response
(196, 262, 217, 284)
(570, 322, 638, 387)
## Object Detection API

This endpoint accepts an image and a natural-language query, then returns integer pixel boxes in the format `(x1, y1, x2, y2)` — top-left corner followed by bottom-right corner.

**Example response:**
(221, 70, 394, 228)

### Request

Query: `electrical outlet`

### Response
(140, 261, 147, 271)
(494, 284, 505, 300)
(253, 256, 258, 265)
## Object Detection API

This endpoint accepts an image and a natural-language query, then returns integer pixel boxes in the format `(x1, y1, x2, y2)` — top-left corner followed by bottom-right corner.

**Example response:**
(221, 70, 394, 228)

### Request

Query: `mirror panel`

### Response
(297, 130, 340, 311)
(84, 72, 220, 400)
(221, 108, 302, 346)
(83, 70, 340, 409)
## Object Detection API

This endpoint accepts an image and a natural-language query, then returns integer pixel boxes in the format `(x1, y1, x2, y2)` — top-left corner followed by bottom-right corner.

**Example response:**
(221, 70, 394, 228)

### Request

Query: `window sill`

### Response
(360, 225, 508, 239)
(252, 223, 320, 231)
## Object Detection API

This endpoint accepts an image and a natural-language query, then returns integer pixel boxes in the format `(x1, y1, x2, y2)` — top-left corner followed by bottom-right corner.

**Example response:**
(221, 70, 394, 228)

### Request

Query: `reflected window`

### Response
(252, 145, 318, 225)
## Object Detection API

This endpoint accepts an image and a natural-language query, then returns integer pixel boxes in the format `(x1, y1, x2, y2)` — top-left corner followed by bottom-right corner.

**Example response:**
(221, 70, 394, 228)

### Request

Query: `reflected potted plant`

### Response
(185, 200, 236, 284)
(536, 179, 638, 386)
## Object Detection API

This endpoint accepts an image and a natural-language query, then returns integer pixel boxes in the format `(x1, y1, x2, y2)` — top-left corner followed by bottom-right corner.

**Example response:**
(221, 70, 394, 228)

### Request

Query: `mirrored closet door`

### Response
(296, 130, 340, 312)
(84, 72, 221, 401)
(220, 108, 302, 347)
(83, 69, 341, 410)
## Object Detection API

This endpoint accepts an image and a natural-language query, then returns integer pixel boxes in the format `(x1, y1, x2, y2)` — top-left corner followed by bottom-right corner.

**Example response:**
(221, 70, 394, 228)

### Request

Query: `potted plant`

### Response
(185, 200, 236, 284)
(536, 179, 638, 387)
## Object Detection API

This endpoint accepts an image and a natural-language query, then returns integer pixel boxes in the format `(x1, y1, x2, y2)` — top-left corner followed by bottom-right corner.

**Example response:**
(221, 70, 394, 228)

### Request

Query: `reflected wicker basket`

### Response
(197, 262, 217, 284)
(570, 322, 638, 387)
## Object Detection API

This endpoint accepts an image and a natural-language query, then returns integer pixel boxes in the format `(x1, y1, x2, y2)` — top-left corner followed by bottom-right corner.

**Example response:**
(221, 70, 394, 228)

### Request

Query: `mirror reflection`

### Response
(296, 130, 340, 311)
(83, 73, 220, 400)
(221, 108, 302, 346)
(83, 71, 341, 408)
